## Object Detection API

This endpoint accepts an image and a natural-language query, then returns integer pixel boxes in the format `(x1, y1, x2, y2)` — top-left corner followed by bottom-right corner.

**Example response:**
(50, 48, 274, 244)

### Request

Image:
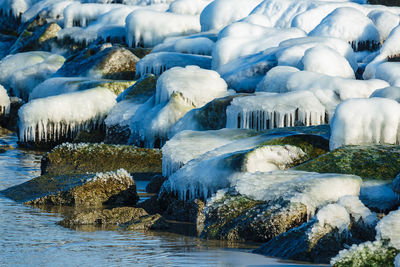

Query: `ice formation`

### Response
(226, 91, 327, 131)
(0, 52, 65, 101)
(337, 195, 378, 226)
(314, 203, 350, 233)
(393, 173, 400, 194)
(255, 66, 299, 93)
(309, 7, 380, 51)
(374, 62, 400, 87)
(154, 66, 227, 107)
(0, 85, 10, 115)
(21, 0, 73, 24)
(152, 35, 216, 56)
(162, 128, 256, 177)
(167, 0, 211, 15)
(87, 169, 134, 187)
(104, 100, 142, 128)
(18, 87, 116, 142)
(135, 52, 212, 77)
(376, 209, 400, 249)
(125, 9, 200, 48)
(199, 0, 263, 31)
(329, 98, 400, 150)
(367, 10, 400, 43)
(396, 254, 400, 267)
(29, 77, 90, 100)
(370, 86, 400, 103)
(299, 45, 355, 79)
(360, 180, 400, 212)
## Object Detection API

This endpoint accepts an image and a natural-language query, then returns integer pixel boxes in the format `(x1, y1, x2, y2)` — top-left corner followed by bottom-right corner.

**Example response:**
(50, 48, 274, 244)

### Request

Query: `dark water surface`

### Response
(0, 134, 326, 266)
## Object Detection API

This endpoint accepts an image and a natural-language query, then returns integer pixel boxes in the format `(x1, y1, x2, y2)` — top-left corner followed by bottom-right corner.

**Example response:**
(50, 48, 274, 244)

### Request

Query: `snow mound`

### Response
(18, 87, 116, 143)
(376, 209, 400, 249)
(125, 9, 200, 48)
(162, 128, 256, 177)
(337, 195, 378, 226)
(22, 0, 73, 24)
(370, 86, 400, 103)
(155, 65, 227, 106)
(0, 85, 10, 115)
(309, 7, 380, 51)
(167, 0, 211, 15)
(373, 62, 400, 87)
(368, 10, 400, 43)
(199, 0, 263, 31)
(329, 98, 400, 150)
(135, 52, 211, 77)
(226, 91, 327, 131)
(0, 52, 65, 101)
(256, 66, 299, 93)
(152, 35, 215, 56)
(315, 203, 350, 233)
(300, 45, 355, 79)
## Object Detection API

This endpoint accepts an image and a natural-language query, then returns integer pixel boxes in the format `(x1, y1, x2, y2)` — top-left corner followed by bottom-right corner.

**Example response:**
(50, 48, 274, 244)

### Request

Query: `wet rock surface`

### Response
(120, 214, 169, 231)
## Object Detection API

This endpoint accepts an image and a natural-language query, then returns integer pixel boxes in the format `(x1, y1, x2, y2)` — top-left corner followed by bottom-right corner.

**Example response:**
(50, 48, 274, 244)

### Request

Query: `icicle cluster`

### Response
(226, 91, 327, 131)
(18, 87, 116, 143)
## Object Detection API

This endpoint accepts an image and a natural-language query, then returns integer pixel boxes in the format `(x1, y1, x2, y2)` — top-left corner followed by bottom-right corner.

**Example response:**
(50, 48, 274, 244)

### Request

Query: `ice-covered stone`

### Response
(376, 209, 400, 250)
(371, 86, 400, 103)
(0, 85, 10, 116)
(360, 180, 400, 213)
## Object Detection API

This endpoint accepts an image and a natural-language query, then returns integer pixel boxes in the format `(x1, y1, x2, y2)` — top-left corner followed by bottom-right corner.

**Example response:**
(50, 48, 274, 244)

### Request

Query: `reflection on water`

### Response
(0, 134, 327, 266)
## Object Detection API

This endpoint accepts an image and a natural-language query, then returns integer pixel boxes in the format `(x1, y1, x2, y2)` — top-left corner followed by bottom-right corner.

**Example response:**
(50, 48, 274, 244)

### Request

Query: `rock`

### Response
(104, 124, 131, 145)
(120, 214, 169, 231)
(294, 145, 400, 180)
(54, 44, 140, 80)
(1, 169, 139, 207)
(59, 207, 148, 227)
(201, 191, 307, 242)
(10, 22, 61, 54)
(331, 240, 399, 267)
(0, 126, 12, 136)
(393, 173, 400, 194)
(116, 74, 157, 102)
(0, 144, 13, 153)
(41, 143, 161, 177)
(145, 175, 166, 194)
(5, 97, 23, 131)
(72, 129, 106, 144)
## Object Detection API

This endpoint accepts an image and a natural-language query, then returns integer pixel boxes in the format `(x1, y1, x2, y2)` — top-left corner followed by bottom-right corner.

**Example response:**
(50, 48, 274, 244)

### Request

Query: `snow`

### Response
(337, 195, 378, 226)
(226, 91, 327, 131)
(256, 66, 299, 93)
(315, 203, 350, 233)
(21, 0, 73, 24)
(125, 9, 200, 48)
(29, 77, 90, 100)
(360, 180, 400, 212)
(299, 45, 355, 79)
(135, 52, 211, 77)
(329, 98, 400, 150)
(155, 65, 227, 107)
(376, 209, 400, 250)
(104, 100, 141, 128)
(199, 0, 263, 31)
(162, 128, 256, 177)
(374, 62, 400, 87)
(309, 7, 380, 51)
(368, 10, 400, 43)
(87, 169, 134, 186)
(167, 0, 211, 15)
(0, 85, 10, 115)
(18, 87, 116, 142)
(152, 34, 216, 56)
(370, 86, 400, 103)
(0, 52, 65, 101)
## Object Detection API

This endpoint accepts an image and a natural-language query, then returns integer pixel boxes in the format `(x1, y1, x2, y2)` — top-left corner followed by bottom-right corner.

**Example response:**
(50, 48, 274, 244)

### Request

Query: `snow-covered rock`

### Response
(370, 86, 400, 102)
(376, 209, 400, 249)
(0, 85, 10, 116)
(167, 0, 211, 16)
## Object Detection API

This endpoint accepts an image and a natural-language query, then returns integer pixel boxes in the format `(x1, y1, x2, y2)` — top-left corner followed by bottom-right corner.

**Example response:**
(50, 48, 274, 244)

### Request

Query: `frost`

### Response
(167, 0, 211, 16)
(87, 168, 134, 187)
(226, 91, 327, 131)
(370, 86, 400, 103)
(125, 9, 200, 48)
(0, 85, 10, 115)
(337, 195, 378, 226)
(256, 66, 299, 93)
(376, 209, 400, 250)
(329, 98, 400, 150)
(162, 128, 256, 177)
(135, 52, 211, 77)
(18, 87, 116, 143)
(360, 180, 400, 212)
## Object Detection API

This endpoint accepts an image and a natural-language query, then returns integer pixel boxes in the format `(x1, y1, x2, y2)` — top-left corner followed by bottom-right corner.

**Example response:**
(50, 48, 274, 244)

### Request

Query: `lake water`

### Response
(0, 133, 326, 266)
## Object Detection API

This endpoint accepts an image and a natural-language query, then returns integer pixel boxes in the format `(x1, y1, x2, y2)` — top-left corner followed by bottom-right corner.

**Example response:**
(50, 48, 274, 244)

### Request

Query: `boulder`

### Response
(41, 143, 161, 177)
(145, 175, 166, 194)
(120, 214, 169, 231)
(294, 145, 400, 180)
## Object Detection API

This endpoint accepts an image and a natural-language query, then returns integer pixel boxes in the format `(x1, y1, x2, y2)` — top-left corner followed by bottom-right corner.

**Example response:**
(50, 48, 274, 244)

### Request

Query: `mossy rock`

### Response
(1, 170, 138, 207)
(41, 143, 162, 176)
(0, 144, 14, 153)
(59, 207, 148, 227)
(117, 74, 157, 102)
(120, 214, 169, 231)
(201, 192, 308, 242)
(294, 145, 400, 180)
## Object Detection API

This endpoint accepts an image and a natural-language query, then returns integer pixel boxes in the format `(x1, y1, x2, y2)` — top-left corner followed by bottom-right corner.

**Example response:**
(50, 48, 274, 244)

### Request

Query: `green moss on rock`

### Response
(120, 214, 169, 231)
(294, 145, 400, 180)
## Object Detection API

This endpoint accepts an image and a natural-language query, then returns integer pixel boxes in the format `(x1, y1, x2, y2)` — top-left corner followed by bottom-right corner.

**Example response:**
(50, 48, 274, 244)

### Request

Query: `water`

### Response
(0, 133, 326, 267)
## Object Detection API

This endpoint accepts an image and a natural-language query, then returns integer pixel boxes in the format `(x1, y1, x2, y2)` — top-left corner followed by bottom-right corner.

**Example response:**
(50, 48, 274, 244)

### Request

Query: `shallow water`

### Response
(0, 134, 326, 266)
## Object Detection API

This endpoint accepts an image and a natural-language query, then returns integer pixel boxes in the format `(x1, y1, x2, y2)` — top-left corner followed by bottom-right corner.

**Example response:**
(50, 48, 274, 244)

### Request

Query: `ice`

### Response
(21, 0, 73, 24)
(162, 128, 256, 177)
(374, 62, 400, 87)
(299, 45, 355, 79)
(199, 0, 263, 31)
(0, 0, 38, 18)
(0, 85, 10, 115)
(104, 100, 141, 128)
(18, 87, 116, 143)
(135, 52, 211, 77)
(87, 169, 134, 186)
(309, 7, 380, 51)
(360, 180, 400, 212)
(212, 23, 305, 70)
(329, 98, 400, 150)
(29, 77, 90, 100)
(125, 9, 200, 48)
(393, 173, 400, 194)
(337, 195, 378, 226)
(376, 209, 400, 250)
(256, 66, 299, 93)
(167, 0, 211, 15)
(0, 52, 65, 101)
(155, 65, 227, 107)
(396, 254, 400, 267)
(315, 204, 350, 233)
(226, 91, 327, 131)
(368, 10, 400, 43)
(370, 86, 400, 103)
